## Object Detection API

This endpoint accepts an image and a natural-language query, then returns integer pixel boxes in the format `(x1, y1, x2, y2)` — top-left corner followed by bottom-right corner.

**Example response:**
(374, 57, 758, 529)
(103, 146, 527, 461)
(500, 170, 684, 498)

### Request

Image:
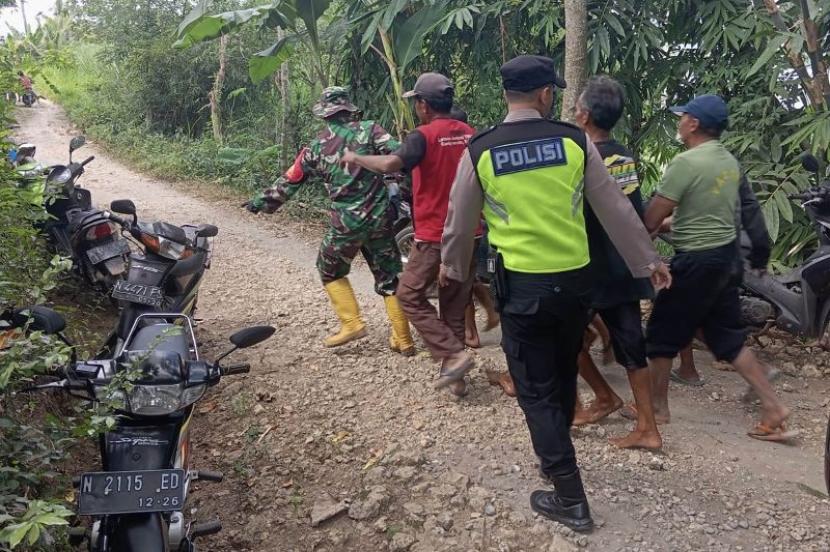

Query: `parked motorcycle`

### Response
(739, 153, 830, 339)
(102, 199, 217, 353)
(38, 136, 131, 291)
(21, 89, 36, 107)
(20, 306, 275, 551)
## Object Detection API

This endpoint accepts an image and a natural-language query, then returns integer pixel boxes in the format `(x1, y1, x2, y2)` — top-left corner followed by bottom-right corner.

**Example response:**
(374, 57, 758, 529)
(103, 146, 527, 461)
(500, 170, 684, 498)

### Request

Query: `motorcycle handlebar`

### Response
(221, 363, 250, 376)
(80, 156, 95, 167)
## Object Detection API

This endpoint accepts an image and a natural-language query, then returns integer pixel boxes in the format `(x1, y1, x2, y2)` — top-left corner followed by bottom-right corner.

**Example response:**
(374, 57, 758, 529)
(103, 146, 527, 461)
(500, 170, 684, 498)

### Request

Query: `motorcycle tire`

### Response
(395, 226, 414, 265)
(106, 513, 169, 552)
(825, 413, 830, 495)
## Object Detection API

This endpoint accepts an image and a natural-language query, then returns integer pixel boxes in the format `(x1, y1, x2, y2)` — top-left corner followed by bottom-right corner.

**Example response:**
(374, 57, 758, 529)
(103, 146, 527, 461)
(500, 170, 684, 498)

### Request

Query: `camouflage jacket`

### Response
(255, 119, 401, 230)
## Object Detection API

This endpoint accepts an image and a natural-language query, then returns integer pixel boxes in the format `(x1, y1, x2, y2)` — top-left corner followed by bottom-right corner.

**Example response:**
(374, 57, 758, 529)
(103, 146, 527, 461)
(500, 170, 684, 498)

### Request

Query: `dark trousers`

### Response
(397, 242, 476, 360)
(499, 270, 591, 478)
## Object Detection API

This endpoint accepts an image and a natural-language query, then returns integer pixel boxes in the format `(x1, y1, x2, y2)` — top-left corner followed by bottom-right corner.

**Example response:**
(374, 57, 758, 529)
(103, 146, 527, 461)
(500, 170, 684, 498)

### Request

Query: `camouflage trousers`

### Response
(317, 212, 402, 296)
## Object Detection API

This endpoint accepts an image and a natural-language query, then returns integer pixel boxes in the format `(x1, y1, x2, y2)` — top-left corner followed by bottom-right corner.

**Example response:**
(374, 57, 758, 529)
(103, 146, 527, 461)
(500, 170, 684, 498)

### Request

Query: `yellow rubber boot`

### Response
(323, 278, 367, 347)
(384, 295, 416, 357)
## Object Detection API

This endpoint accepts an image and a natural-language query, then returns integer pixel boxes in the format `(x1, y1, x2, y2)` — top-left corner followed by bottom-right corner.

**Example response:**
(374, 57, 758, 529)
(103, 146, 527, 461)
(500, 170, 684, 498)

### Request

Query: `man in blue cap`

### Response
(643, 95, 793, 442)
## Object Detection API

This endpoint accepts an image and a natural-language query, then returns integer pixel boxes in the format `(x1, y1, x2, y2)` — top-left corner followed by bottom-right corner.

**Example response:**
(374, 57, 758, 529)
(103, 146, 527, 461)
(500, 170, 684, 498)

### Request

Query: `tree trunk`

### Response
(209, 34, 228, 145)
(561, 0, 588, 122)
(274, 27, 290, 167)
(19, 0, 30, 35)
(760, 0, 825, 109)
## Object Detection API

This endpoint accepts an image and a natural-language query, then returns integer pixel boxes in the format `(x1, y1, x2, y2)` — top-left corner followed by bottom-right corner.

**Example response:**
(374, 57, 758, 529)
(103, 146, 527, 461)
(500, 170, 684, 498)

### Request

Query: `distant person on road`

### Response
(643, 94, 793, 442)
(342, 73, 477, 397)
(243, 86, 415, 356)
(17, 71, 32, 92)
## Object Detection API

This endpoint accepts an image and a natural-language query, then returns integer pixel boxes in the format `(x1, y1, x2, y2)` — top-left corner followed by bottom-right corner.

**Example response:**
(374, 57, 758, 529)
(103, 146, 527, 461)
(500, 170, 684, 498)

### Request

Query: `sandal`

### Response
(747, 422, 799, 443)
(670, 369, 704, 387)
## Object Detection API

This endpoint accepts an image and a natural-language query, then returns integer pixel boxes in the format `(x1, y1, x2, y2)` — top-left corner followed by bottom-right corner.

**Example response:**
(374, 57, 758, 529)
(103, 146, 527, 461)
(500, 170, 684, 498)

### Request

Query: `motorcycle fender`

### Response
(108, 513, 168, 552)
(101, 422, 180, 471)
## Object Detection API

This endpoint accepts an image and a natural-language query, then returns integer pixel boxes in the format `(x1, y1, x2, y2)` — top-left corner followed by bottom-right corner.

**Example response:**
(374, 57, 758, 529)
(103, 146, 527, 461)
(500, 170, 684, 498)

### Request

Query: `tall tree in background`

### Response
(561, 0, 587, 122)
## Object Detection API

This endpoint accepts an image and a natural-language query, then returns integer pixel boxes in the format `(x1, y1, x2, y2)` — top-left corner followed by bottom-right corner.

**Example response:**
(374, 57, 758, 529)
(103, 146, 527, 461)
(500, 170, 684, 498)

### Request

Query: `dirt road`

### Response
(15, 101, 830, 551)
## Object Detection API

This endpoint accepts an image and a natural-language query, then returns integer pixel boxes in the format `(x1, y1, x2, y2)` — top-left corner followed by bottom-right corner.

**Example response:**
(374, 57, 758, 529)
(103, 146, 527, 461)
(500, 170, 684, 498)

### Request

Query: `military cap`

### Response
(500, 55, 567, 92)
(312, 86, 360, 119)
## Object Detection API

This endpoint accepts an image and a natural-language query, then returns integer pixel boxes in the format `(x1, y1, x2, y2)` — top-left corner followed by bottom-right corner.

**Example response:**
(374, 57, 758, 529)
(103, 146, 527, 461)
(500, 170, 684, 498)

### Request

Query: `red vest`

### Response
(412, 118, 474, 242)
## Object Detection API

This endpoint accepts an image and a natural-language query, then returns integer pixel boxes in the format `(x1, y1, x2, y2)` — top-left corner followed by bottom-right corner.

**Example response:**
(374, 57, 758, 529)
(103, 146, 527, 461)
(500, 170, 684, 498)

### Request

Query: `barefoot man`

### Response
(570, 76, 662, 450)
(643, 95, 793, 442)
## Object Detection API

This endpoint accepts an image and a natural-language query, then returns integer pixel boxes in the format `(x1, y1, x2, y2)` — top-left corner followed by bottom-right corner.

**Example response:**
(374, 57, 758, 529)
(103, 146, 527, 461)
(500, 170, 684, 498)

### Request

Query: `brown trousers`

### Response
(397, 241, 476, 360)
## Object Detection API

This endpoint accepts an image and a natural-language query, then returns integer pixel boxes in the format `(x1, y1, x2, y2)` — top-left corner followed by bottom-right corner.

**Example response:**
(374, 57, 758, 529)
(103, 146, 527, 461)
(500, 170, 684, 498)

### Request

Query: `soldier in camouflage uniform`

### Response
(244, 87, 415, 354)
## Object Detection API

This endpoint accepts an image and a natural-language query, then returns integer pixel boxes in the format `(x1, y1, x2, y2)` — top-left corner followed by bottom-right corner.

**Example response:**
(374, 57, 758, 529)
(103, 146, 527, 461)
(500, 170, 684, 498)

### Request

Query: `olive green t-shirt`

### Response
(657, 140, 741, 252)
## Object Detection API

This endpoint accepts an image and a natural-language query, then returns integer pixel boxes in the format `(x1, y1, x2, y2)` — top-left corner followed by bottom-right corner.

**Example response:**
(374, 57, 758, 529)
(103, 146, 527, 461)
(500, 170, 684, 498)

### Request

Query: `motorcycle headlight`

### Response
(46, 167, 72, 185)
(127, 383, 206, 416)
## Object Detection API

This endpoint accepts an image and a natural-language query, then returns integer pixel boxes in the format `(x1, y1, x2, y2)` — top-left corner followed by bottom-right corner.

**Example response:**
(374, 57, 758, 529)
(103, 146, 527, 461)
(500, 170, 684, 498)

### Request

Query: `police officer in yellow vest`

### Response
(440, 55, 672, 532)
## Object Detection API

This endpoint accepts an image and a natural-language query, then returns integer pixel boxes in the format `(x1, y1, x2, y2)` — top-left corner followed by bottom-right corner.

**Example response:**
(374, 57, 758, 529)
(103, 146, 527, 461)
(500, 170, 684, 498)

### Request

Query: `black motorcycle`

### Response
(739, 153, 830, 340)
(21, 89, 36, 107)
(21, 306, 274, 551)
(43, 136, 130, 291)
(102, 200, 217, 353)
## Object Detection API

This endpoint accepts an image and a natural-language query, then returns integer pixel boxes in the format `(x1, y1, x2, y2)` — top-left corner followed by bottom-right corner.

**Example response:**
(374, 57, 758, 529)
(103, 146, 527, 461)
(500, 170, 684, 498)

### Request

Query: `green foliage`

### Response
(0, 501, 72, 550)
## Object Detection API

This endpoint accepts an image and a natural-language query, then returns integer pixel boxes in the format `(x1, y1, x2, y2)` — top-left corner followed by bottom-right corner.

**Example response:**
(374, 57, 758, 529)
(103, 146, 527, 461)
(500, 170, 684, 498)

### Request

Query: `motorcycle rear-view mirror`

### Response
(196, 224, 218, 238)
(230, 326, 276, 349)
(110, 199, 137, 216)
(69, 136, 86, 153)
(800, 152, 821, 174)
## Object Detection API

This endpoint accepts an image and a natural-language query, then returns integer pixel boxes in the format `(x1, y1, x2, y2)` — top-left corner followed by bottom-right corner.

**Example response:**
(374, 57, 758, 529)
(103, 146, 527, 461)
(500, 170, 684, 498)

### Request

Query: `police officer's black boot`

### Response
(530, 469, 594, 533)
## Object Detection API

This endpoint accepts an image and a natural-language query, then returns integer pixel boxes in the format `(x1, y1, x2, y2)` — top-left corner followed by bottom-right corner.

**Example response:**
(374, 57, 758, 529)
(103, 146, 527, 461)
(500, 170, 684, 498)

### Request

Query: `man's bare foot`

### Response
(610, 429, 662, 450)
(620, 404, 670, 425)
(572, 397, 623, 426)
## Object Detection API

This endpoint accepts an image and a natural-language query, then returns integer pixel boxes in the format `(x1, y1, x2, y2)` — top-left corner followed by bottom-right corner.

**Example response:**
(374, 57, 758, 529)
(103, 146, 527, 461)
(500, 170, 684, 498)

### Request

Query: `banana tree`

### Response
(348, 0, 451, 136)
(174, 0, 333, 86)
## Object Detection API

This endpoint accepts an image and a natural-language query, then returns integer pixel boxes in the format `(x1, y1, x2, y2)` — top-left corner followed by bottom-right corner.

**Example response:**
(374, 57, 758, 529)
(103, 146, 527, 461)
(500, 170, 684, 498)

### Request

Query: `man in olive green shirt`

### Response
(658, 140, 742, 251)
(643, 95, 793, 443)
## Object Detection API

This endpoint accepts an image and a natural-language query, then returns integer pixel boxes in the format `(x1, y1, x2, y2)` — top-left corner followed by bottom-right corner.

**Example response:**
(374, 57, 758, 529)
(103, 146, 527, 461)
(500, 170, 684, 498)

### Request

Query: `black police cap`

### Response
(500, 55, 567, 92)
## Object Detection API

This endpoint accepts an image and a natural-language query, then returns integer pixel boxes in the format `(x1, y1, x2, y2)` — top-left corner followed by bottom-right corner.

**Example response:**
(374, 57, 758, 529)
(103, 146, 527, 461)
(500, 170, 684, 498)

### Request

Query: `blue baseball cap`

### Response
(669, 94, 729, 129)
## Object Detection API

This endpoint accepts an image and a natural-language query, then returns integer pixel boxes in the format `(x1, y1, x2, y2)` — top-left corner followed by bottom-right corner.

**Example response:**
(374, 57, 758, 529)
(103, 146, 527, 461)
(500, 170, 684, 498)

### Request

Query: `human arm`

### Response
(440, 150, 484, 284)
(342, 130, 425, 174)
(583, 141, 670, 289)
(738, 174, 770, 270)
(245, 147, 312, 214)
(644, 195, 678, 236)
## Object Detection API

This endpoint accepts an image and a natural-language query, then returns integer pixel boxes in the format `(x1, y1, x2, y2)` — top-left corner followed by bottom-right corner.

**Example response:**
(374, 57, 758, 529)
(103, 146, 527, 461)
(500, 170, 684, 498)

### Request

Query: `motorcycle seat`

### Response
(128, 323, 189, 356)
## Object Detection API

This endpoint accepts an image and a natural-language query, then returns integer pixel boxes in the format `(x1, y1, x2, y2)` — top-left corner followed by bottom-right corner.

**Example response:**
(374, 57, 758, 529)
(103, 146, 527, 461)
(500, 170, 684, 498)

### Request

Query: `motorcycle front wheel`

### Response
(825, 413, 830, 495)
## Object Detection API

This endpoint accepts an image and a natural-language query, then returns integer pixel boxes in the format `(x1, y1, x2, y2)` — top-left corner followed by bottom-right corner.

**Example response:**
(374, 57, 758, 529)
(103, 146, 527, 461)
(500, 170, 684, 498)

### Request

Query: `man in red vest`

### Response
(342, 73, 476, 395)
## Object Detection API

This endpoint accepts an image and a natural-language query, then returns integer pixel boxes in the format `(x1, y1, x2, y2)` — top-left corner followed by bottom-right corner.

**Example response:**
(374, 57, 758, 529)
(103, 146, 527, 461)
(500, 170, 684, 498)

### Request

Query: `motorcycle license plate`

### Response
(78, 469, 185, 515)
(86, 240, 129, 265)
(111, 280, 164, 307)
